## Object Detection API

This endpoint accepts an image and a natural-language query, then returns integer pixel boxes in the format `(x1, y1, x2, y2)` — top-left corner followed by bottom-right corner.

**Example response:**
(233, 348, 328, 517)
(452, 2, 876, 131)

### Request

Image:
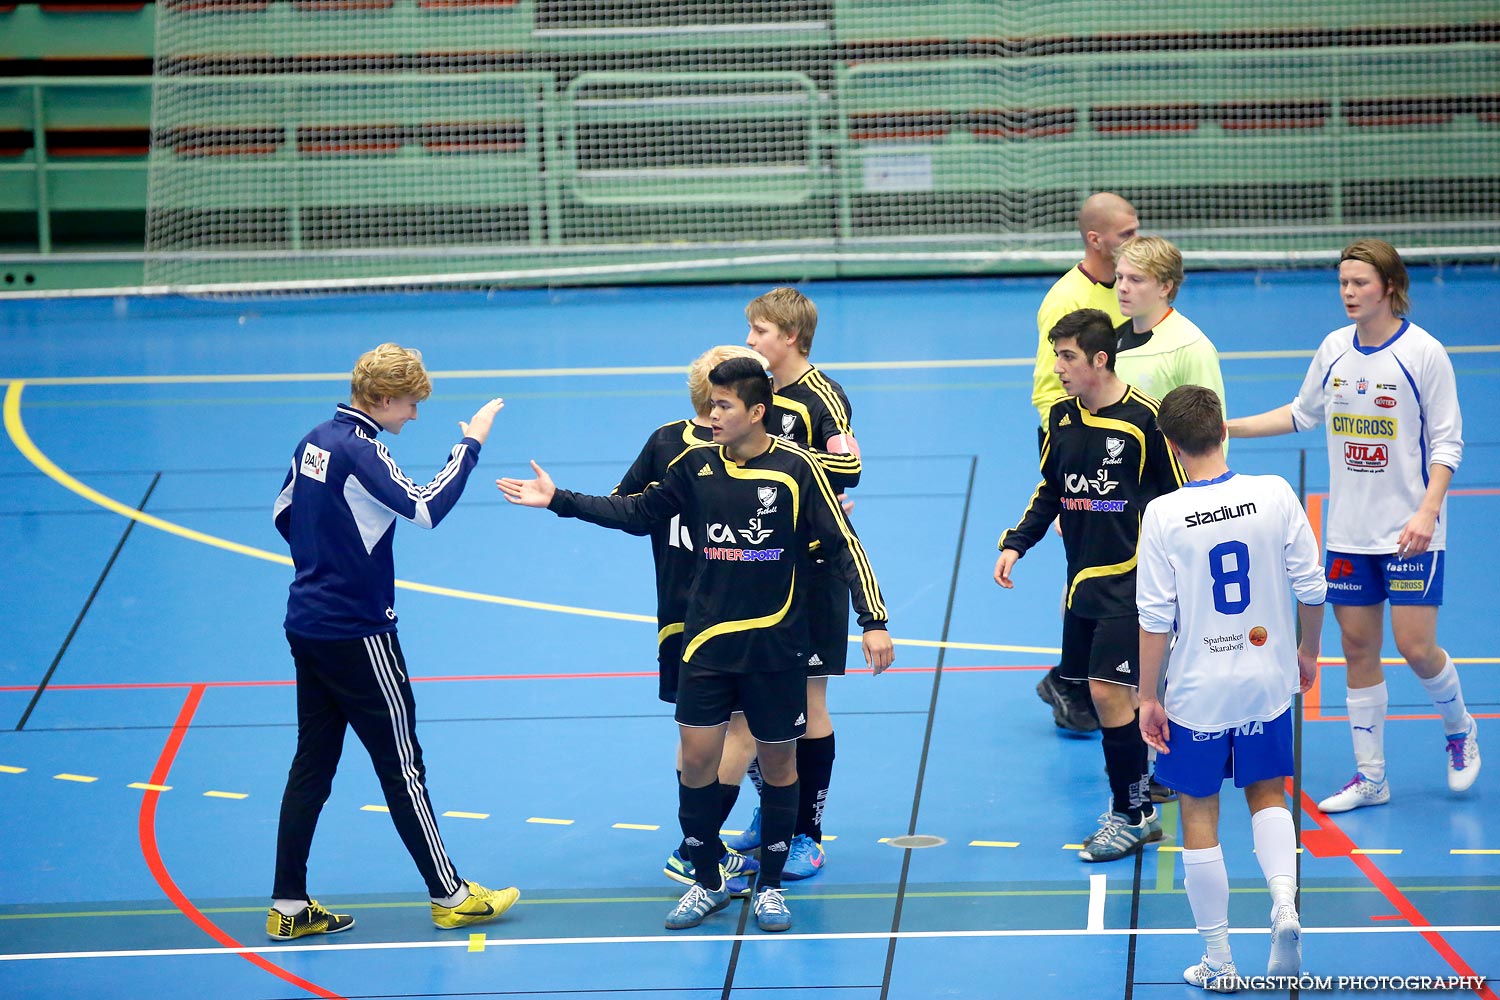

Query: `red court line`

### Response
(137, 684, 345, 1000)
(1293, 781, 1498, 1000)
(0, 663, 1056, 694)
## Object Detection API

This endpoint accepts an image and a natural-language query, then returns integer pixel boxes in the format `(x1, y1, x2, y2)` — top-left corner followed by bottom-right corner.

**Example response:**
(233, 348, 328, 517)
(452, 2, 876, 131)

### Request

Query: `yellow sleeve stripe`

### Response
(658, 622, 684, 644)
(806, 370, 855, 436)
(1001, 480, 1048, 548)
(792, 447, 887, 621)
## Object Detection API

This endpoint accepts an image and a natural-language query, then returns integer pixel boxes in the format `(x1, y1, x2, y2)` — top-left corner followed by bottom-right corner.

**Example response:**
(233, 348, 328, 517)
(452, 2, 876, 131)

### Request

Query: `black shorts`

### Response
(657, 628, 684, 704)
(804, 560, 850, 677)
(675, 662, 807, 744)
(1059, 610, 1139, 688)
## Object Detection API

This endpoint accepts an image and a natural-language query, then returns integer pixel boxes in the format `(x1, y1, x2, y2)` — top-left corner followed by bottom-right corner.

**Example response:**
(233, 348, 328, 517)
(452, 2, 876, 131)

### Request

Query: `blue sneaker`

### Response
(664, 877, 732, 930)
(723, 807, 761, 853)
(753, 886, 792, 932)
(780, 834, 826, 880)
(664, 848, 756, 896)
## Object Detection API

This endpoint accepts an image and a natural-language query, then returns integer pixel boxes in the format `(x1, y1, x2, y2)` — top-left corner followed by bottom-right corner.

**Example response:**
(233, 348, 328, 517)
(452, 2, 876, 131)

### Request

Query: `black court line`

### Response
(13, 473, 160, 732)
(1123, 844, 1146, 1000)
(878, 455, 978, 1000)
(719, 891, 754, 1000)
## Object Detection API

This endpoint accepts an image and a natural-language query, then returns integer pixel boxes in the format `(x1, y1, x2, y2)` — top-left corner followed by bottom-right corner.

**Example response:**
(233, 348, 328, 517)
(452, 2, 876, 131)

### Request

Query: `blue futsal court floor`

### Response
(1, 269, 1497, 999)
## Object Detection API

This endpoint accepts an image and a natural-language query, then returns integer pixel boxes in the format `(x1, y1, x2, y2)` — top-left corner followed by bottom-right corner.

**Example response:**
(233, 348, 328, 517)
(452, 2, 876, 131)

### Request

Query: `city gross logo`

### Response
(1330, 414, 1397, 439)
(1374, 395, 1397, 409)
(1184, 501, 1257, 528)
(1344, 441, 1388, 469)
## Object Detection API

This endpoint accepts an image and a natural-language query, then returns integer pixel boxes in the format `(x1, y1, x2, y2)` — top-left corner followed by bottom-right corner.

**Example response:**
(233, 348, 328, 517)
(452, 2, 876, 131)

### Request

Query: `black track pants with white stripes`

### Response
(273, 630, 463, 901)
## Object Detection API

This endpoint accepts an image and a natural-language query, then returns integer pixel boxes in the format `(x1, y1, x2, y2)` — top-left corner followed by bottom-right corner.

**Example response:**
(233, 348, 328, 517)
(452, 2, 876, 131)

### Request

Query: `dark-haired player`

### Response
(500, 356, 893, 934)
(995, 309, 1184, 862)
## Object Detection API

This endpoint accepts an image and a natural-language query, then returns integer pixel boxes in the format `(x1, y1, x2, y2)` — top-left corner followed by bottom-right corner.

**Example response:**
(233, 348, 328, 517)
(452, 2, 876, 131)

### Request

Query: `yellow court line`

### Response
(613, 823, 660, 831)
(1351, 849, 1403, 856)
(1451, 849, 1500, 855)
(527, 817, 574, 826)
(0, 765, 26, 774)
(0, 380, 1063, 655)
(53, 773, 97, 783)
(443, 811, 489, 820)
(970, 840, 1020, 848)
(361, 804, 391, 813)
(467, 933, 486, 953)
(203, 790, 248, 800)
(127, 782, 171, 792)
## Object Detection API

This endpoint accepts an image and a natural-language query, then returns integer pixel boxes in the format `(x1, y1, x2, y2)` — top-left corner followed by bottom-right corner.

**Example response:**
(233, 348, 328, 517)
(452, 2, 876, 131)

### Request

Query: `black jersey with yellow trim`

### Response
(769, 366, 861, 490)
(551, 438, 888, 674)
(612, 419, 712, 655)
(1000, 385, 1184, 619)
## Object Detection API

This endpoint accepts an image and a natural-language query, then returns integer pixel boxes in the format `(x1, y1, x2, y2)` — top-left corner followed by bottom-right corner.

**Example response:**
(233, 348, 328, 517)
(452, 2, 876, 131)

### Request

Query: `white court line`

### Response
(4, 346, 1498, 387)
(3, 924, 1496, 963)
(1087, 874, 1107, 932)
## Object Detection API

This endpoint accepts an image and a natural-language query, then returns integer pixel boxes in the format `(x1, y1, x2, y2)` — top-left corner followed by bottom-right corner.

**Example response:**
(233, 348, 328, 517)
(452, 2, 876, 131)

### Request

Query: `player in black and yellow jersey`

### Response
(995, 308, 1184, 863)
(611, 344, 768, 894)
(500, 356, 893, 934)
(724, 287, 861, 880)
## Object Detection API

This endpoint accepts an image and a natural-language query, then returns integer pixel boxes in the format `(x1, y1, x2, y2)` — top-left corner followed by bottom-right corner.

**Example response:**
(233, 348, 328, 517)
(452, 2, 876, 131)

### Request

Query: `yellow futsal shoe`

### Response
(431, 881, 520, 929)
(266, 900, 355, 940)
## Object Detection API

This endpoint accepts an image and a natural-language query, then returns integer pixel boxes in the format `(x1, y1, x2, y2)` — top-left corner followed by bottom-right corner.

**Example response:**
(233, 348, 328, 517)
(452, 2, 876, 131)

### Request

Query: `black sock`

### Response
(1100, 713, 1148, 823)
(678, 781, 723, 889)
(746, 755, 764, 794)
(716, 783, 741, 854)
(754, 779, 799, 890)
(795, 734, 835, 841)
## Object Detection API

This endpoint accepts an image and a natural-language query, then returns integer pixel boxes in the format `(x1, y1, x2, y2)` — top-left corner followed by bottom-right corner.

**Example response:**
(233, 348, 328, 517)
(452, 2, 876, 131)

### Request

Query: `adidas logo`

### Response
(794, 712, 806, 726)
(765, 841, 789, 853)
(1059, 413, 1072, 426)
(697, 465, 714, 477)
(807, 654, 823, 667)
(1115, 661, 1130, 673)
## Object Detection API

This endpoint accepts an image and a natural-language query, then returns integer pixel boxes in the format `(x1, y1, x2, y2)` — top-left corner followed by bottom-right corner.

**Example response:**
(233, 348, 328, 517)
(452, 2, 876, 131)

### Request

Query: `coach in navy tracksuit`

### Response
(266, 342, 515, 940)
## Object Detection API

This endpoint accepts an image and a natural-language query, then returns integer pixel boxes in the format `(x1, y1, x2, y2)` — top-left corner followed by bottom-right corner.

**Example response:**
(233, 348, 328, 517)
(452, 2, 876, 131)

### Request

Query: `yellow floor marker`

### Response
(613, 823, 660, 831)
(527, 817, 574, 826)
(54, 773, 97, 783)
(128, 782, 172, 792)
(361, 804, 390, 813)
(0, 765, 26, 774)
(443, 811, 489, 820)
(970, 840, 1020, 848)
(1451, 849, 1500, 855)
(1351, 848, 1402, 855)
(468, 933, 486, 953)
(203, 790, 248, 799)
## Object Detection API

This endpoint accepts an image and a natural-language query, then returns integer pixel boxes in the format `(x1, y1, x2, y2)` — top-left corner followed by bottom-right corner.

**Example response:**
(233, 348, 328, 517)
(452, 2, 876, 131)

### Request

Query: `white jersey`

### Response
(1137, 472, 1327, 731)
(1289, 321, 1463, 553)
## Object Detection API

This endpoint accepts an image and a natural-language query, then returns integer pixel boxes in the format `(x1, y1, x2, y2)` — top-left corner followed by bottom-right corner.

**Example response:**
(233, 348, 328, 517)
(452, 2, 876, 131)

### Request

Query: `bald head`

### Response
(1077, 192, 1139, 269)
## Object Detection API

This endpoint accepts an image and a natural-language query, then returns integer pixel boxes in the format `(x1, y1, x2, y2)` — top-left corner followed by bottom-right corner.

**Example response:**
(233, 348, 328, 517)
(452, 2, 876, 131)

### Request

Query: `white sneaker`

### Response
(1317, 772, 1389, 813)
(1267, 904, 1301, 977)
(1447, 720, 1481, 793)
(1184, 955, 1239, 993)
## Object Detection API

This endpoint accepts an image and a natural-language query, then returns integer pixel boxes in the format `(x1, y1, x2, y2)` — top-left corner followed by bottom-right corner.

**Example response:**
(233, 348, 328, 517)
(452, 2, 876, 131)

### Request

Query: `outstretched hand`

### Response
(497, 461, 556, 508)
(459, 397, 504, 445)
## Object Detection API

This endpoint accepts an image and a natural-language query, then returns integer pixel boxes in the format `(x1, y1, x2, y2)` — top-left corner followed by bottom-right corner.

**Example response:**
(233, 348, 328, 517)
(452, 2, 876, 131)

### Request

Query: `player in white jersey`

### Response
(1227, 239, 1478, 813)
(1139, 385, 1327, 991)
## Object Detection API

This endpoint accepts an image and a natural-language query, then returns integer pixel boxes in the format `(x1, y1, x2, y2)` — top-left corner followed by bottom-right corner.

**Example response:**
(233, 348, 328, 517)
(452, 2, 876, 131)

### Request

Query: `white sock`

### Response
(433, 883, 470, 908)
(1417, 655, 1473, 736)
(1183, 845, 1232, 965)
(1347, 682, 1388, 783)
(272, 898, 308, 916)
(1251, 806, 1298, 912)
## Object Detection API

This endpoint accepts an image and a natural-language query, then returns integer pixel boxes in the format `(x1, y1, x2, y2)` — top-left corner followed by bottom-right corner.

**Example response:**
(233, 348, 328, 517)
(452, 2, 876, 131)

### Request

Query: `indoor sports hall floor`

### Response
(1, 268, 1496, 999)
